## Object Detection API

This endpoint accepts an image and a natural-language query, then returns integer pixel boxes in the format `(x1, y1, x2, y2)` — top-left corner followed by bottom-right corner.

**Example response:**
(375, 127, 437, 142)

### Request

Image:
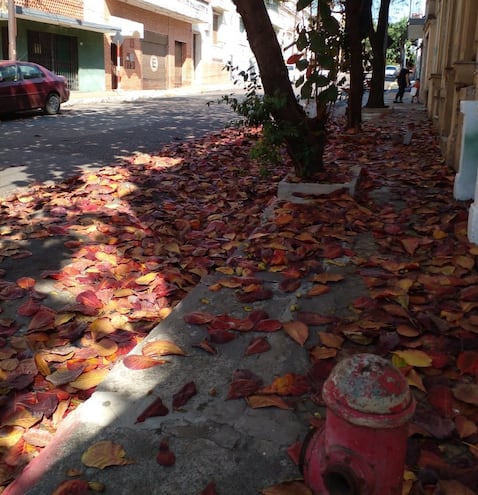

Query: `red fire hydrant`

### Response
(301, 353, 415, 495)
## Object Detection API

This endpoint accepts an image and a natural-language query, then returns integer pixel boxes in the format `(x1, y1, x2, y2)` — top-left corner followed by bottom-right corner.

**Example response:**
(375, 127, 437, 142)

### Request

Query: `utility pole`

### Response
(8, 0, 16, 60)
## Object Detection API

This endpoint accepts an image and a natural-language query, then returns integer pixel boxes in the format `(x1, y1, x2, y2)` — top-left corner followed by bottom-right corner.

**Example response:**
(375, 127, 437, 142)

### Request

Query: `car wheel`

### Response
(44, 93, 61, 115)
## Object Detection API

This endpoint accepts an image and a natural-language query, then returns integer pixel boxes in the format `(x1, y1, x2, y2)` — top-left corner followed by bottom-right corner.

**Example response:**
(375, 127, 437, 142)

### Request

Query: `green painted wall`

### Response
(0, 19, 105, 91)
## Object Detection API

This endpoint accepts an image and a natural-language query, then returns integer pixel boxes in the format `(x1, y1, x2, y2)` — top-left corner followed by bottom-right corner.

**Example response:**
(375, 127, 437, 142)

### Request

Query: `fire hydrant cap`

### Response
(322, 353, 415, 428)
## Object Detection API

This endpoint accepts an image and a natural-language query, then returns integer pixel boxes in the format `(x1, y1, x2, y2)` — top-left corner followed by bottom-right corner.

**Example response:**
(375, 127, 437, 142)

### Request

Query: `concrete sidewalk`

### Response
(2, 93, 438, 495)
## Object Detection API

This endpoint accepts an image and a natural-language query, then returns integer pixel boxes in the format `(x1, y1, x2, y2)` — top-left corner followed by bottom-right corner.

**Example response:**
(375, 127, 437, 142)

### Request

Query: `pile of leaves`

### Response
(1, 106, 478, 495)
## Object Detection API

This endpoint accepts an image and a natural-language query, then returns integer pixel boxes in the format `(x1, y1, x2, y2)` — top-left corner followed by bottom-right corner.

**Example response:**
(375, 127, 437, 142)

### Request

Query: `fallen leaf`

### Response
(69, 368, 109, 390)
(142, 340, 186, 357)
(81, 440, 134, 469)
(227, 369, 263, 400)
(453, 384, 478, 406)
(244, 337, 271, 356)
(392, 349, 432, 367)
(172, 381, 197, 409)
(156, 437, 175, 466)
(282, 320, 309, 346)
(246, 394, 290, 410)
(122, 355, 167, 370)
(135, 397, 169, 423)
(261, 373, 309, 396)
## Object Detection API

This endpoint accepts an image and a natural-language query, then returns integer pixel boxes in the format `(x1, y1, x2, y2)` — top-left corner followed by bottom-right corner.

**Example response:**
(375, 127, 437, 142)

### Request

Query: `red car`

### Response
(0, 60, 70, 115)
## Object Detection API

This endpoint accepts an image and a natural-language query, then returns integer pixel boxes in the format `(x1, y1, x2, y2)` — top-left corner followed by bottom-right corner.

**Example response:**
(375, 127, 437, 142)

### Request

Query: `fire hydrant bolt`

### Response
(301, 353, 415, 495)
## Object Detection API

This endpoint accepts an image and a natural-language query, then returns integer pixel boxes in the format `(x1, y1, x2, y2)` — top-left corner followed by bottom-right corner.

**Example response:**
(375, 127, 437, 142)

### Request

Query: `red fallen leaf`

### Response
(200, 482, 218, 495)
(122, 355, 167, 370)
(322, 243, 344, 259)
(16, 277, 36, 289)
(207, 327, 236, 344)
(457, 351, 478, 377)
(172, 381, 197, 409)
(296, 312, 336, 326)
(135, 397, 169, 423)
(17, 297, 41, 317)
(157, 438, 175, 467)
(427, 385, 455, 418)
(261, 373, 310, 396)
(52, 479, 90, 495)
(192, 339, 218, 355)
(255, 319, 282, 332)
(460, 285, 478, 301)
(244, 337, 271, 356)
(283, 320, 309, 346)
(27, 307, 56, 332)
(184, 312, 216, 325)
(248, 309, 270, 324)
(226, 369, 263, 400)
(237, 288, 273, 303)
(351, 296, 376, 310)
(287, 440, 303, 465)
(76, 290, 103, 310)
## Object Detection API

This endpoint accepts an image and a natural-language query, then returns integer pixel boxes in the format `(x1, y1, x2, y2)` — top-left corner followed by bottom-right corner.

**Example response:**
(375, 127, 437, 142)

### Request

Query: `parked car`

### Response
(385, 65, 399, 78)
(0, 60, 70, 115)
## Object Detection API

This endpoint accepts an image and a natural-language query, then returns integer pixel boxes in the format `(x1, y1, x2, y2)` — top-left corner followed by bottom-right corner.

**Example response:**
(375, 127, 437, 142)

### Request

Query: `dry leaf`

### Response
(81, 440, 134, 469)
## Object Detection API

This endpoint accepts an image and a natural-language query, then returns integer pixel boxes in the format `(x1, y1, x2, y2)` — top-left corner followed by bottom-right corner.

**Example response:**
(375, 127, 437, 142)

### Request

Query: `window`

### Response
(0, 64, 18, 82)
(19, 64, 44, 80)
(212, 10, 221, 44)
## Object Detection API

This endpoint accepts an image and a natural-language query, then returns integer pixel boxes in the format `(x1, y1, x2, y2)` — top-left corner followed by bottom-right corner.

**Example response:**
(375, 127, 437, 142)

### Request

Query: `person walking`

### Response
(394, 63, 413, 103)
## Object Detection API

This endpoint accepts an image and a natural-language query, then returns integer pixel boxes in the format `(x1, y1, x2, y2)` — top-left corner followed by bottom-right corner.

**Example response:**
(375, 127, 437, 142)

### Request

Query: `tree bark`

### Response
(365, 0, 391, 108)
(344, 0, 370, 131)
(231, 0, 327, 178)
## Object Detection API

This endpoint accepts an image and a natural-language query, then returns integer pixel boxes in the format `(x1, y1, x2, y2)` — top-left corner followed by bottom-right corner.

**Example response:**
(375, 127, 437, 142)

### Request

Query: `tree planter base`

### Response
(277, 165, 362, 204)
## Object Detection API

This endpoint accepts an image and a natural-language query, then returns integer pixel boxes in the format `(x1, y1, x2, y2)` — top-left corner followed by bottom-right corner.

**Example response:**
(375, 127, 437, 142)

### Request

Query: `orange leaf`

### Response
(246, 394, 291, 410)
(262, 373, 309, 396)
(142, 340, 186, 357)
(16, 277, 36, 289)
(307, 284, 330, 297)
(318, 332, 344, 349)
(282, 320, 309, 346)
(91, 338, 118, 357)
(310, 273, 344, 283)
(81, 440, 134, 469)
(122, 355, 167, 370)
(396, 324, 420, 337)
(69, 368, 109, 390)
(184, 312, 215, 325)
(310, 346, 338, 361)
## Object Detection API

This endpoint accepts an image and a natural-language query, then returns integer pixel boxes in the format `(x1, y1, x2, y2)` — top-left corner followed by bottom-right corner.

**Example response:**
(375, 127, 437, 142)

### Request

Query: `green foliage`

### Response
(216, 64, 297, 174)
(291, 0, 344, 103)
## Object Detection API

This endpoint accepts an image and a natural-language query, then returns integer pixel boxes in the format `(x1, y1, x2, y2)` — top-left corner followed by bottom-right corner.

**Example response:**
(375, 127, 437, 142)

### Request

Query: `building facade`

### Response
(420, 0, 478, 242)
(421, 0, 477, 169)
(0, 0, 299, 92)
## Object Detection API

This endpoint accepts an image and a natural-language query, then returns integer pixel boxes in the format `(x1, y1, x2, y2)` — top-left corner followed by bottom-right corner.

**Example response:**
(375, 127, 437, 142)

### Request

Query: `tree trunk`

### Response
(345, 0, 370, 131)
(365, 0, 391, 108)
(231, 0, 327, 178)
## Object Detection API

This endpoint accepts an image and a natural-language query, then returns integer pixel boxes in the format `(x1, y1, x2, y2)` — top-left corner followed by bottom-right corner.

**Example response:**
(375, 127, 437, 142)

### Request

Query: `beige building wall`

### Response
(422, 0, 477, 170)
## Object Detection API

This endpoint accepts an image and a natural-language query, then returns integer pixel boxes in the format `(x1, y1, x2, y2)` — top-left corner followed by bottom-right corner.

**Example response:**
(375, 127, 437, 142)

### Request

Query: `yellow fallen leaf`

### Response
(70, 368, 109, 390)
(81, 440, 134, 469)
(392, 349, 432, 367)
(134, 272, 157, 285)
